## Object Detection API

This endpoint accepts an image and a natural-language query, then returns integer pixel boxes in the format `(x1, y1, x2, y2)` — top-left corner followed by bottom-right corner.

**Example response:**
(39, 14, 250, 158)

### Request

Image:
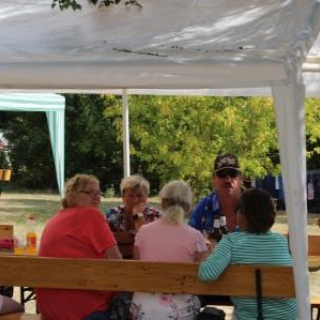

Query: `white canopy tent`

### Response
(0, 93, 65, 196)
(1, 0, 320, 318)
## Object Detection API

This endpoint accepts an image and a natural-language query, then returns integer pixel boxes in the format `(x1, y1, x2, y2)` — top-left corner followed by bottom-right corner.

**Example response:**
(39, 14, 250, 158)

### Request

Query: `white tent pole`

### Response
(57, 109, 65, 195)
(122, 89, 131, 178)
(46, 110, 65, 197)
(272, 82, 310, 320)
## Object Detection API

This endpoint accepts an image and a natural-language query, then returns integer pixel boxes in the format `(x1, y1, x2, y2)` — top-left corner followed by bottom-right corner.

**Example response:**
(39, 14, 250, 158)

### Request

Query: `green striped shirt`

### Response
(198, 232, 298, 320)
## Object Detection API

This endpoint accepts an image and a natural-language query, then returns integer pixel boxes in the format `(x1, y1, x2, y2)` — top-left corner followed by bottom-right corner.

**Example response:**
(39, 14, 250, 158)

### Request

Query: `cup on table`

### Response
(14, 235, 25, 255)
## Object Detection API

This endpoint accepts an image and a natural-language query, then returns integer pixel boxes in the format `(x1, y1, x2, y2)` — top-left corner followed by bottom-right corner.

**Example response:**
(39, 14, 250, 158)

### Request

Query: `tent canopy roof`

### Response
(0, 93, 65, 111)
(1, 0, 320, 91)
(0, 2, 317, 318)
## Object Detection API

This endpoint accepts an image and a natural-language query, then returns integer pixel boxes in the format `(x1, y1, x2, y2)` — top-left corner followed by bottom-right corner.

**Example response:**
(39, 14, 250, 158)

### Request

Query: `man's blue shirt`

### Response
(188, 191, 221, 233)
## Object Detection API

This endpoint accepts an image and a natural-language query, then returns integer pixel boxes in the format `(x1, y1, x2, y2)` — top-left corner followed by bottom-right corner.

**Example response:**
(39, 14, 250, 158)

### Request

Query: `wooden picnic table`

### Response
(309, 255, 320, 272)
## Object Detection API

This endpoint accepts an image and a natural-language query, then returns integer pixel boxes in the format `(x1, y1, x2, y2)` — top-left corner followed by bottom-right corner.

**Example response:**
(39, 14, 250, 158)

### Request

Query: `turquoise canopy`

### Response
(0, 93, 65, 195)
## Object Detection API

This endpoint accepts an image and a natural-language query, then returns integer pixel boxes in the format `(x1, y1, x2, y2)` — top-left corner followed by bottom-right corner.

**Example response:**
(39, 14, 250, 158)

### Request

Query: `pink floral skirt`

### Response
(131, 292, 200, 320)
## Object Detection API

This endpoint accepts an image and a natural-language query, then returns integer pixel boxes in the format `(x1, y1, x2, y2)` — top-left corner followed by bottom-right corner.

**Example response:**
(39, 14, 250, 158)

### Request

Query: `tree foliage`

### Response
(0, 94, 123, 191)
(106, 95, 278, 197)
(1, 111, 56, 189)
(51, 0, 141, 11)
(305, 98, 320, 169)
(3, 94, 320, 196)
(63, 94, 124, 191)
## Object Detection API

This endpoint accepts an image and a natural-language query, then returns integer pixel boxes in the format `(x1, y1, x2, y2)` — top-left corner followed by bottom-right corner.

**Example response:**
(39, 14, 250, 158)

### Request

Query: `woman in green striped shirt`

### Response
(198, 188, 297, 320)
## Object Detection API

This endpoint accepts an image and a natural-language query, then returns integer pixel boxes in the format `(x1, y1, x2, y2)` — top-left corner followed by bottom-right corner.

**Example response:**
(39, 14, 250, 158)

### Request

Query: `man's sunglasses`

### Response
(215, 168, 240, 179)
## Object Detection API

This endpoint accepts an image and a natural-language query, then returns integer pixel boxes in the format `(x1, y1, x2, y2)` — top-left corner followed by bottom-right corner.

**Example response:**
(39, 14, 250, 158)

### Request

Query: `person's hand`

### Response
(205, 240, 213, 252)
(132, 202, 146, 231)
(202, 230, 215, 252)
(132, 202, 146, 215)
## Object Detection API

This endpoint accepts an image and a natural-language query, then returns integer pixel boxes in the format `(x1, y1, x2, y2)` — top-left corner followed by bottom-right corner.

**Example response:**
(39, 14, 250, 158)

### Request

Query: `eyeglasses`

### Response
(215, 168, 240, 179)
(79, 190, 102, 197)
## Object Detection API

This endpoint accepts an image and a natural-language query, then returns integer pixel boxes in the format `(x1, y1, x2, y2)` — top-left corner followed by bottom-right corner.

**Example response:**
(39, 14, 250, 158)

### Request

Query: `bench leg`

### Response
(312, 306, 320, 320)
(20, 286, 36, 306)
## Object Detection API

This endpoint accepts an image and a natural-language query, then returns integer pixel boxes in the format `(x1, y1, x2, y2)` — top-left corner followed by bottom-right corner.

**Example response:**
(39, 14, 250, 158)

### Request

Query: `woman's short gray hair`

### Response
(120, 175, 150, 195)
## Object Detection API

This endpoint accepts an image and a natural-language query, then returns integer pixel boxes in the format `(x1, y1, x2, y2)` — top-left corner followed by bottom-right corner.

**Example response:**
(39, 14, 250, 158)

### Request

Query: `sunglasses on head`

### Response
(215, 168, 239, 179)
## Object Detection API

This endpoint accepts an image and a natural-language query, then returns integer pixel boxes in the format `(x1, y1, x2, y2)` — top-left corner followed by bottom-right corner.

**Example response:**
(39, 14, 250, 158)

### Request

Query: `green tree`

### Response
(64, 94, 123, 191)
(4, 94, 320, 195)
(106, 95, 278, 197)
(0, 111, 56, 189)
(305, 98, 320, 169)
(0, 94, 123, 191)
(51, 0, 141, 11)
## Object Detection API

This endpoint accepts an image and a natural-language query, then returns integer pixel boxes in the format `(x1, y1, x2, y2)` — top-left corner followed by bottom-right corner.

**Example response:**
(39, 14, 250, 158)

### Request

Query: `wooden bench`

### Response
(0, 255, 296, 320)
(1, 234, 320, 319)
(311, 296, 320, 320)
(0, 315, 39, 320)
(309, 235, 320, 256)
(304, 235, 320, 319)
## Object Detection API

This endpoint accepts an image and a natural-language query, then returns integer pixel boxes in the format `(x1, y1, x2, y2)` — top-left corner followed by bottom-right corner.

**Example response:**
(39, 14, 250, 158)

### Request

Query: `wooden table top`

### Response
(308, 255, 320, 272)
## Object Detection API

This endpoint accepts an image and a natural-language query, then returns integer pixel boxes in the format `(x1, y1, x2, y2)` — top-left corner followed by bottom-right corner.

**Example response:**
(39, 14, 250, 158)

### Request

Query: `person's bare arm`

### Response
(104, 245, 122, 259)
(133, 245, 140, 260)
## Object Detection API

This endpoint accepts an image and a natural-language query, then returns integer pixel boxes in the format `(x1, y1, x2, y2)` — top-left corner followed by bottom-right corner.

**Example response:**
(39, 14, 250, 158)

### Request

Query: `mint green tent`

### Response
(0, 93, 65, 195)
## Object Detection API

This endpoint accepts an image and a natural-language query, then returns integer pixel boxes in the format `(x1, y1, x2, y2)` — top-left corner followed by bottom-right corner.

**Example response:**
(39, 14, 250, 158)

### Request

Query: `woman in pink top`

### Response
(131, 180, 208, 320)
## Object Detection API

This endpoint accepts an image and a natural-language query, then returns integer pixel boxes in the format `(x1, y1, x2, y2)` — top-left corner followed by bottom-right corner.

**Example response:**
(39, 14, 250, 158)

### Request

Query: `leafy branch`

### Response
(51, 0, 142, 11)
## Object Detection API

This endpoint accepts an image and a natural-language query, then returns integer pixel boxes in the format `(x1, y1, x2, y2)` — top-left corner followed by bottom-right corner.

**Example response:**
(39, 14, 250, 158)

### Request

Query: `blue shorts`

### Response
(83, 310, 110, 320)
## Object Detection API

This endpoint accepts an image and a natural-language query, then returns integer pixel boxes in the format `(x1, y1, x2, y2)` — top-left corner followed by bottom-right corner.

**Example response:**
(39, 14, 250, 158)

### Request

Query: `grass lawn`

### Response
(0, 192, 162, 245)
(1, 191, 320, 236)
(1, 191, 320, 318)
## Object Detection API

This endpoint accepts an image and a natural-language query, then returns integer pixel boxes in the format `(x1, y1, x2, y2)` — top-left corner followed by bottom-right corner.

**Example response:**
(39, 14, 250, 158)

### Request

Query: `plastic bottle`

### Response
(25, 215, 37, 256)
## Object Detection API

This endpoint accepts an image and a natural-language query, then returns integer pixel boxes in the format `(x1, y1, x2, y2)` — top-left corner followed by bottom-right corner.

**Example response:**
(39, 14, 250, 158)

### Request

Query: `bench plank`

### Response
(0, 256, 295, 298)
(0, 314, 41, 320)
(309, 235, 320, 256)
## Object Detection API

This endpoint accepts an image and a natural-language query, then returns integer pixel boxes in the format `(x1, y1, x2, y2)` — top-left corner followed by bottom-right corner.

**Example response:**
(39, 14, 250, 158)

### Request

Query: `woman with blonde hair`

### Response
(131, 180, 208, 320)
(37, 174, 122, 320)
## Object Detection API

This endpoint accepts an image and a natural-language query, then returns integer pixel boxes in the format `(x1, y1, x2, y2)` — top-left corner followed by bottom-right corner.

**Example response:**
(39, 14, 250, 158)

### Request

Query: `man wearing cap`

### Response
(189, 153, 243, 234)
